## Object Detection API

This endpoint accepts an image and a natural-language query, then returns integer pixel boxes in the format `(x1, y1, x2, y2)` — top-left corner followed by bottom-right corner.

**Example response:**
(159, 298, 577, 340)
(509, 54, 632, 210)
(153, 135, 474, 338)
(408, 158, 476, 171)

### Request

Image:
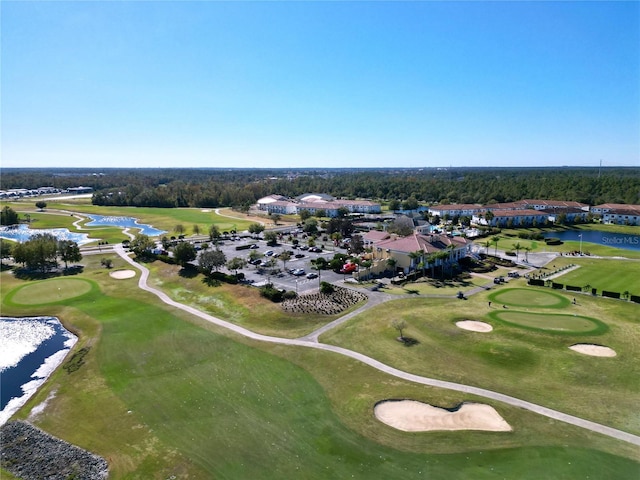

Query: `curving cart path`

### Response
(114, 244, 640, 447)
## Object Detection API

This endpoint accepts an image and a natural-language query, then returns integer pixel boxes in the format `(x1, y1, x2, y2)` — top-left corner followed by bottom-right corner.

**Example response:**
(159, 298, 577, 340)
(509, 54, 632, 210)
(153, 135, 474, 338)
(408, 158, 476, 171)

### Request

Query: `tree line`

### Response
(1, 167, 638, 209)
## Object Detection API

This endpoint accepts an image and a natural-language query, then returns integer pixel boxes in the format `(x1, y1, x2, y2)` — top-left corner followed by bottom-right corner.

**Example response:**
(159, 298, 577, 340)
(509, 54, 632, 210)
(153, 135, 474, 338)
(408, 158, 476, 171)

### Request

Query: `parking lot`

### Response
(195, 237, 349, 294)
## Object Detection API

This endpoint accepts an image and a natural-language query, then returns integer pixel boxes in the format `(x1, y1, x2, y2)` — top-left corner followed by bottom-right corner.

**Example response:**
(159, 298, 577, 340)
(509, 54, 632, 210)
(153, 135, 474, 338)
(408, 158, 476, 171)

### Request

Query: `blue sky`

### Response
(2, 1, 638, 169)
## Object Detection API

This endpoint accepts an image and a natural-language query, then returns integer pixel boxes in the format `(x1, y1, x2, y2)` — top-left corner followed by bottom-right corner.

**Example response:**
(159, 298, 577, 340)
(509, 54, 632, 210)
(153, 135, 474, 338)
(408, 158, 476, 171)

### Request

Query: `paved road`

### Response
(113, 244, 640, 447)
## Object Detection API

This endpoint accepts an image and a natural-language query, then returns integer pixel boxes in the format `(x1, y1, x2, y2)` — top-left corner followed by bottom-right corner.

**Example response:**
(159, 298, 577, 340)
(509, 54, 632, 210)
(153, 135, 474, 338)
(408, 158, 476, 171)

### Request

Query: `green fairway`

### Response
(488, 310, 607, 334)
(5, 278, 95, 305)
(488, 288, 570, 308)
(2, 255, 639, 478)
(537, 257, 640, 296)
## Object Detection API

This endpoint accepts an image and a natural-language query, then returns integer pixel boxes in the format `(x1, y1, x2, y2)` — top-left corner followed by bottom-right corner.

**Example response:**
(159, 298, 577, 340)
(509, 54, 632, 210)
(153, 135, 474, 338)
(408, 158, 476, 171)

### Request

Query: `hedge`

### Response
(209, 271, 240, 284)
(630, 295, 640, 304)
(552, 282, 563, 289)
(602, 290, 621, 299)
(528, 279, 545, 286)
(566, 285, 582, 292)
(235, 244, 251, 250)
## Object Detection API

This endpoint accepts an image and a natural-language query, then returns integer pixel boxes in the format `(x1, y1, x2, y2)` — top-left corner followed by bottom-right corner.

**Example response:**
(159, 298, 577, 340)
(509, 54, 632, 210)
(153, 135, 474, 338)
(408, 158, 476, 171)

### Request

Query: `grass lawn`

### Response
(320, 285, 640, 438)
(2, 202, 256, 237)
(533, 257, 640, 296)
(1, 257, 639, 478)
(488, 288, 570, 308)
(144, 259, 348, 338)
(488, 310, 607, 334)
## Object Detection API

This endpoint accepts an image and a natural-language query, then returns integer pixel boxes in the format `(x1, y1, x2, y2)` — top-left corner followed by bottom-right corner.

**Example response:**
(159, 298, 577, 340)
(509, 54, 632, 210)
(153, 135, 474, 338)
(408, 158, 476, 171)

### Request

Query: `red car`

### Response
(339, 262, 357, 274)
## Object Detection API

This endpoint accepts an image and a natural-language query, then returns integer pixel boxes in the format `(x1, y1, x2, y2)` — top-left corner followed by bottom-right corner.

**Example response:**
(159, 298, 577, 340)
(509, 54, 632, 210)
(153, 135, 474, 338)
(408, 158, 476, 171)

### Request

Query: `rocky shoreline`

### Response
(1, 421, 108, 479)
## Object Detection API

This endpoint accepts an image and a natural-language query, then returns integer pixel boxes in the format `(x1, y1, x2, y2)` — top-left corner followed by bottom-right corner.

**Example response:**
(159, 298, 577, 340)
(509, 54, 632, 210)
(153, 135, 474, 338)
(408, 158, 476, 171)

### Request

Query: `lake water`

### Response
(86, 215, 165, 236)
(544, 230, 640, 251)
(0, 316, 77, 425)
(0, 225, 92, 245)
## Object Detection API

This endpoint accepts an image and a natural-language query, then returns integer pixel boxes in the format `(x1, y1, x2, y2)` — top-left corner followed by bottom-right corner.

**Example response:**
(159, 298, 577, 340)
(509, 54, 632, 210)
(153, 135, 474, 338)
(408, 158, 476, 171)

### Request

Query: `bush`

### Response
(552, 282, 563, 289)
(260, 284, 284, 302)
(320, 281, 334, 294)
(282, 290, 297, 300)
(209, 271, 239, 284)
(630, 295, 640, 304)
(545, 237, 563, 245)
(566, 285, 581, 292)
(156, 254, 176, 265)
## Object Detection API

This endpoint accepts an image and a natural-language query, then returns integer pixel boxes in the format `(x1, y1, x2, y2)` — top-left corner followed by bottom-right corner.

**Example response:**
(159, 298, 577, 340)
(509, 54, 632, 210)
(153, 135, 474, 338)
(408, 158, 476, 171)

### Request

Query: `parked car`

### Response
(306, 272, 318, 279)
(308, 247, 322, 253)
(294, 253, 305, 258)
(264, 250, 274, 256)
(249, 244, 259, 249)
(340, 263, 357, 274)
(292, 269, 306, 276)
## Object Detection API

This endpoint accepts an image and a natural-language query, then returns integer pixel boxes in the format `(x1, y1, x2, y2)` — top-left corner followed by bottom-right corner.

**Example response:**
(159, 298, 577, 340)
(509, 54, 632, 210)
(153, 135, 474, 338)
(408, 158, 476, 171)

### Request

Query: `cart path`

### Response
(114, 245, 640, 447)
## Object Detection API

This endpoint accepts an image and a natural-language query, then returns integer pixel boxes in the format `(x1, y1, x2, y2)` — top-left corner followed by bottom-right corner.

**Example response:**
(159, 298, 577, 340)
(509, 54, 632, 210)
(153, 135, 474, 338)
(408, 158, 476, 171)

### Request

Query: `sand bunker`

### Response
(374, 400, 511, 432)
(456, 320, 493, 332)
(569, 344, 617, 357)
(109, 270, 136, 280)
(201, 209, 211, 212)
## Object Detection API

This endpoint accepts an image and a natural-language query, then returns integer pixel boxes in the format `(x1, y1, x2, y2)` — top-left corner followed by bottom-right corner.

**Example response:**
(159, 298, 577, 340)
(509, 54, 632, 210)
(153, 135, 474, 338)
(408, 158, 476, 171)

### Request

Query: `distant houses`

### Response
(256, 193, 381, 217)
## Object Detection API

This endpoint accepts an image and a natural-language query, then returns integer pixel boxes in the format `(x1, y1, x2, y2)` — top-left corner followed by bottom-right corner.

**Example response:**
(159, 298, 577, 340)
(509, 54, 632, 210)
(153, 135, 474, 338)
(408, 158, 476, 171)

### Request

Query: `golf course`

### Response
(1, 202, 639, 479)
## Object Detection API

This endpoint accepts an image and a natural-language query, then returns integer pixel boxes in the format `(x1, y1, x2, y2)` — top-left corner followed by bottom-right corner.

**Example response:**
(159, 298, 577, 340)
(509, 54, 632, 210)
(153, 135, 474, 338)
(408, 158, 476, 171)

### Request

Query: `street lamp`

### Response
(579, 234, 583, 255)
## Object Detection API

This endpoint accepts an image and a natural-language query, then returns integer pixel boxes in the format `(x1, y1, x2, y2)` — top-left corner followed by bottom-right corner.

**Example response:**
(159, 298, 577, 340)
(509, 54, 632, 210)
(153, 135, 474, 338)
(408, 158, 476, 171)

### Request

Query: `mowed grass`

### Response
(489, 288, 570, 308)
(537, 257, 640, 296)
(2, 261, 639, 478)
(320, 285, 640, 438)
(489, 310, 606, 334)
(6, 278, 95, 305)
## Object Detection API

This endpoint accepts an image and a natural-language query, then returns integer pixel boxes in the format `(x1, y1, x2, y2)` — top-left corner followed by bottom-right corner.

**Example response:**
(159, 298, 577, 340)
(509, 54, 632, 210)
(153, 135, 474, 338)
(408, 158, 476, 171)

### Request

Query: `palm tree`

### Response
(492, 236, 500, 256)
(279, 251, 292, 272)
(483, 240, 491, 254)
(523, 246, 531, 262)
(408, 250, 423, 274)
(512, 242, 522, 260)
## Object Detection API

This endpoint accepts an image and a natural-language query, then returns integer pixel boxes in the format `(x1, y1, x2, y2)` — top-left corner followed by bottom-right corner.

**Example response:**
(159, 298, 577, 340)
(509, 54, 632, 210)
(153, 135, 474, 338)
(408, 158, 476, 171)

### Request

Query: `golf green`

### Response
(488, 288, 569, 308)
(5, 278, 95, 305)
(488, 311, 607, 335)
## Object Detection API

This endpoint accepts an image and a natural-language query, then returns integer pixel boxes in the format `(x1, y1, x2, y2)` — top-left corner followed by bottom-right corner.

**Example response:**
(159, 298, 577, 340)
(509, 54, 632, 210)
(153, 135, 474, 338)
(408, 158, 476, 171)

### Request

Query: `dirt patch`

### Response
(569, 344, 617, 357)
(374, 400, 511, 432)
(109, 269, 136, 280)
(456, 320, 493, 332)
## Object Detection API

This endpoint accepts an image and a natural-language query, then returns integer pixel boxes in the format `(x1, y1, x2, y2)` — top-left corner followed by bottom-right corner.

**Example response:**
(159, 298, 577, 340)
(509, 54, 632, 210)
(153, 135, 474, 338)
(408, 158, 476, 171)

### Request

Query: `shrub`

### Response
(283, 290, 297, 300)
(320, 281, 334, 294)
(552, 282, 563, 289)
(157, 254, 176, 265)
(566, 285, 581, 292)
(528, 279, 545, 286)
(630, 295, 640, 304)
(260, 284, 284, 302)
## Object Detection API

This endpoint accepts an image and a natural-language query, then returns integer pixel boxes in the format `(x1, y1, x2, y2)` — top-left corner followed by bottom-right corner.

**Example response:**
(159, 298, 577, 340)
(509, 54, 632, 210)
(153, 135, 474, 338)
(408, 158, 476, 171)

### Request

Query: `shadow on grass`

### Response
(178, 265, 199, 279)
(202, 276, 222, 287)
(396, 336, 420, 347)
(13, 265, 83, 280)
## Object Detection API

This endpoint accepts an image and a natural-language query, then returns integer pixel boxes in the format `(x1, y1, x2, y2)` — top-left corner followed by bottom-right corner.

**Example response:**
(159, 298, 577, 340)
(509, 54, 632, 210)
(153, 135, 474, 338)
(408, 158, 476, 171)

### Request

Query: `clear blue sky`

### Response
(2, 1, 639, 169)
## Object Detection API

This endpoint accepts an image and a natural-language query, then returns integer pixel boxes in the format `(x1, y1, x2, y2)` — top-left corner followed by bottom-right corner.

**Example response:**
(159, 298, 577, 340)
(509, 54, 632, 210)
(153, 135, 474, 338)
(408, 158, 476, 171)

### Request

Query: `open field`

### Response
(1, 253, 639, 477)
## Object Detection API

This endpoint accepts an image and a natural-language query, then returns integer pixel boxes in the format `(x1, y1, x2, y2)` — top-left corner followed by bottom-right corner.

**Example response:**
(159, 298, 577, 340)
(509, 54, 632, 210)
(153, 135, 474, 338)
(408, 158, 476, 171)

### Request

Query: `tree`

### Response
(13, 233, 58, 273)
(402, 196, 419, 211)
(130, 234, 155, 258)
(336, 207, 350, 218)
(512, 242, 522, 260)
(57, 240, 82, 269)
(392, 319, 407, 340)
(523, 246, 531, 262)
(199, 249, 226, 273)
(174, 224, 185, 235)
(264, 231, 278, 246)
(174, 242, 197, 267)
(100, 258, 113, 269)
(226, 257, 247, 276)
(279, 251, 292, 272)
(408, 250, 423, 272)
(248, 223, 265, 235)
(387, 216, 414, 236)
(1, 206, 19, 226)
(348, 234, 365, 255)
(249, 249, 262, 264)
(386, 257, 397, 273)
(492, 236, 501, 256)
(35, 201, 47, 211)
(299, 209, 311, 221)
(0, 239, 13, 263)
(208, 225, 221, 245)
(271, 214, 282, 225)
(484, 210, 494, 225)
(315, 209, 326, 218)
(388, 199, 401, 212)
(192, 224, 201, 235)
(303, 218, 318, 234)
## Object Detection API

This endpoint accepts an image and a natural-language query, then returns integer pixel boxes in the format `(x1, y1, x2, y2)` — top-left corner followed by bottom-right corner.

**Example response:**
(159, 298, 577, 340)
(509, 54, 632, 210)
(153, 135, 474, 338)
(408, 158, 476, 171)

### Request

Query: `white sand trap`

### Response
(569, 344, 617, 357)
(109, 269, 136, 279)
(374, 400, 511, 432)
(456, 320, 493, 333)
(201, 209, 211, 212)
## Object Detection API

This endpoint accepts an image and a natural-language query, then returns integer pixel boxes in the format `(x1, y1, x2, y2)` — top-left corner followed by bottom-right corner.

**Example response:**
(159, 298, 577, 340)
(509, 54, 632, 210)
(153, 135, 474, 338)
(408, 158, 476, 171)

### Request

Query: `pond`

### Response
(543, 230, 640, 251)
(0, 225, 92, 245)
(86, 215, 165, 236)
(0, 316, 77, 425)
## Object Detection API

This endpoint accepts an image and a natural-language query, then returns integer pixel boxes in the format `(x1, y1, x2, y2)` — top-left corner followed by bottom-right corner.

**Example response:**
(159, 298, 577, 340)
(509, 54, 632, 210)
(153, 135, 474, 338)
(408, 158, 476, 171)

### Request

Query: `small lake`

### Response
(0, 225, 92, 245)
(86, 215, 165, 236)
(544, 230, 640, 251)
(0, 316, 77, 425)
